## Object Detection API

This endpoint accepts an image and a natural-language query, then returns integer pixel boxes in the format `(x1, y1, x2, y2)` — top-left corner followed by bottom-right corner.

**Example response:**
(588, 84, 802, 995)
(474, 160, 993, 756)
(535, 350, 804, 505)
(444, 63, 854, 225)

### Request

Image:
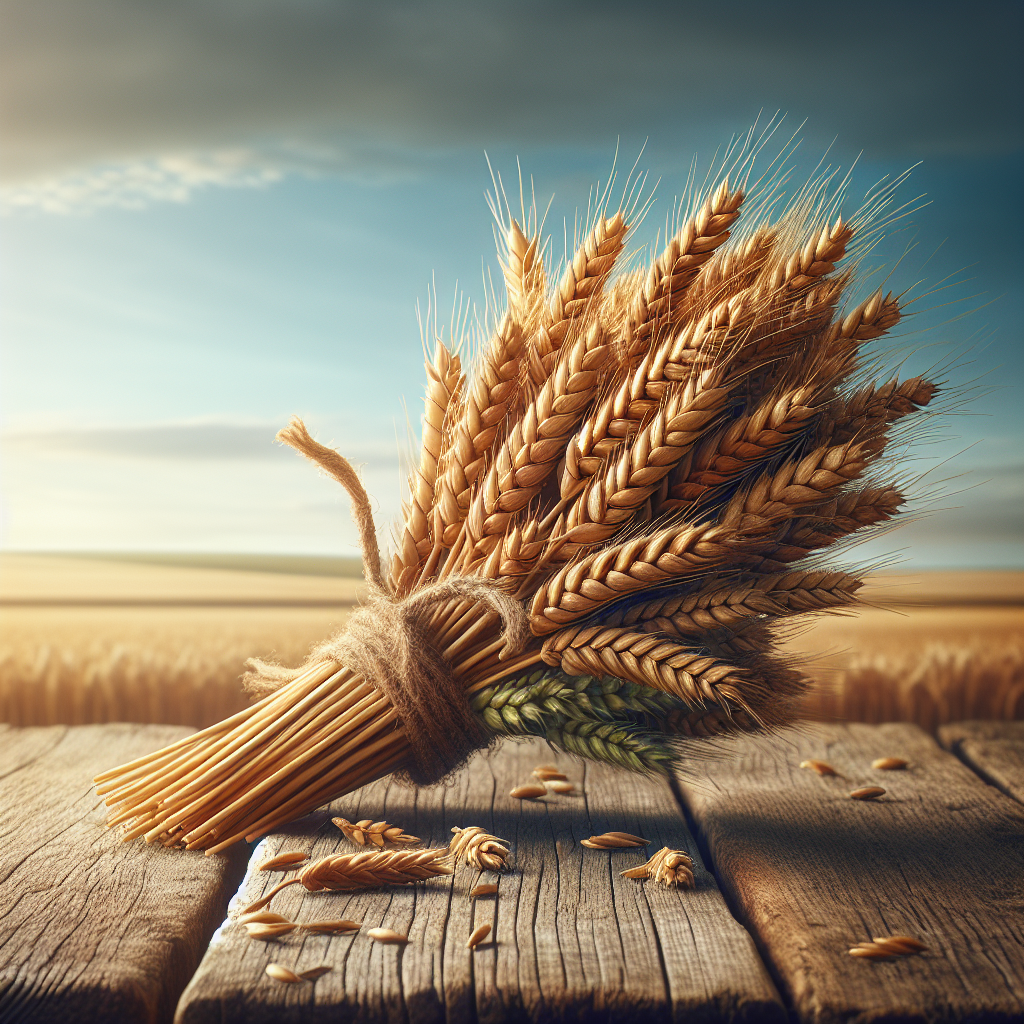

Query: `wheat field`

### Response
(1, 554, 1020, 732)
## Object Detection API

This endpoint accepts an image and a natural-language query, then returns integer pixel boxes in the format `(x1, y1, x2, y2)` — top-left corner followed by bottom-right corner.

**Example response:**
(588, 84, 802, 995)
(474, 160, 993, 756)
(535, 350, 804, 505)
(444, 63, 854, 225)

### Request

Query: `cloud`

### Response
(2, 0, 1021, 210)
(1, 420, 399, 464)
(0, 151, 283, 214)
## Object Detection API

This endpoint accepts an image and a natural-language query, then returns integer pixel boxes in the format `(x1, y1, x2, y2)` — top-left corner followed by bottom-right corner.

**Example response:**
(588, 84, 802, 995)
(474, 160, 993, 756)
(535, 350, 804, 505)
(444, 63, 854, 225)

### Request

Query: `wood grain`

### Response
(675, 722, 1024, 1024)
(0, 724, 250, 1024)
(175, 738, 782, 1023)
(939, 720, 1024, 803)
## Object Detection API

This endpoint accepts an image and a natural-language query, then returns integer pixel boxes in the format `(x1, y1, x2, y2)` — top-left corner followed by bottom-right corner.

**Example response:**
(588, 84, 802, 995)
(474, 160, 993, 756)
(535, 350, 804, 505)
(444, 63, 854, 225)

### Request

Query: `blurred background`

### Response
(1, 1, 1021, 729)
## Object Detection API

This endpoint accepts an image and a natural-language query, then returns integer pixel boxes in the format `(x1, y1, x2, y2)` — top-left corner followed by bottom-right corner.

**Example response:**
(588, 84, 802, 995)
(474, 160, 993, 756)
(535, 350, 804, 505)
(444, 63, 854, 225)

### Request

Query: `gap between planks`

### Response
(672, 722, 1024, 1024)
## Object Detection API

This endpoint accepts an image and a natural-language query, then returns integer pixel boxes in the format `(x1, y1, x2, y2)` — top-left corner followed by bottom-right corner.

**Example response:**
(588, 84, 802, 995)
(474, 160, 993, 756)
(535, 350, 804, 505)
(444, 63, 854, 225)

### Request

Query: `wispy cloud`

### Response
(2, 420, 399, 465)
(0, 151, 283, 215)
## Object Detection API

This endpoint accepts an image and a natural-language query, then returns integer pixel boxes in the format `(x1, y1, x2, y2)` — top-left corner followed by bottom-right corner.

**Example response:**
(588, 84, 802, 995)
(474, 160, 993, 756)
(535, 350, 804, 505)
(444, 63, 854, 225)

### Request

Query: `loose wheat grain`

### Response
(266, 964, 303, 983)
(849, 786, 886, 800)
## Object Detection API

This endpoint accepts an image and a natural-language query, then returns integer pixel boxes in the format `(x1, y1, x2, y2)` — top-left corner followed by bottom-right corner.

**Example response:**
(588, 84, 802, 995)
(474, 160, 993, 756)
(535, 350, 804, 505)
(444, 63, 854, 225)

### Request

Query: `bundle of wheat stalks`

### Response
(97, 150, 939, 853)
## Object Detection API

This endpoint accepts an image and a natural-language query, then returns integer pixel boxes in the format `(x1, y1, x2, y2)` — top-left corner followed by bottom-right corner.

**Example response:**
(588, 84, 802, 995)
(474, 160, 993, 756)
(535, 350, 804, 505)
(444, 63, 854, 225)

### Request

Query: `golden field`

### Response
(1, 553, 1021, 731)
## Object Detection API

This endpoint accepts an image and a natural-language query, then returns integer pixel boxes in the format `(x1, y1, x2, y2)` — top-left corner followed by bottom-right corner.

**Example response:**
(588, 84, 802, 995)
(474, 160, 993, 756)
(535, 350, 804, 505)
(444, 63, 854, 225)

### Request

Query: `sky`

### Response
(1, 1, 1022, 567)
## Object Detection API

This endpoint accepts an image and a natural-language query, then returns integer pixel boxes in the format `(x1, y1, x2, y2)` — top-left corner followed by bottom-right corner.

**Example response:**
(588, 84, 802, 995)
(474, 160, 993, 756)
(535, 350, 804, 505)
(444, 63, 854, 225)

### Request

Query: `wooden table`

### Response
(2, 722, 1022, 1023)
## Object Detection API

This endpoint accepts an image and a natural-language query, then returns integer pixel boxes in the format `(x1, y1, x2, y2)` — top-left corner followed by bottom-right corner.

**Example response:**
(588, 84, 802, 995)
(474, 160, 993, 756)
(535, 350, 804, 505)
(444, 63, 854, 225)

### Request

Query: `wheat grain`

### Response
(547, 780, 576, 794)
(246, 921, 297, 939)
(849, 935, 926, 959)
(532, 766, 567, 780)
(238, 911, 291, 926)
(241, 878, 302, 916)
(849, 786, 886, 801)
(332, 817, 420, 847)
(266, 964, 303, 983)
(580, 832, 649, 849)
(466, 923, 492, 949)
(871, 757, 908, 770)
(470, 883, 499, 898)
(367, 928, 409, 945)
(872, 935, 927, 953)
(799, 759, 838, 777)
(302, 919, 361, 934)
(508, 783, 547, 800)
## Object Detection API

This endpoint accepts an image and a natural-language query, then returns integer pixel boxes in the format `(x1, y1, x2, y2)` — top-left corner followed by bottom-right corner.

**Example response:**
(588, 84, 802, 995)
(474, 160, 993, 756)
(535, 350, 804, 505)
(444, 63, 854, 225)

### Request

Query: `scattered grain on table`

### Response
(266, 964, 302, 983)
(509, 783, 547, 800)
(581, 831, 649, 849)
(850, 786, 886, 800)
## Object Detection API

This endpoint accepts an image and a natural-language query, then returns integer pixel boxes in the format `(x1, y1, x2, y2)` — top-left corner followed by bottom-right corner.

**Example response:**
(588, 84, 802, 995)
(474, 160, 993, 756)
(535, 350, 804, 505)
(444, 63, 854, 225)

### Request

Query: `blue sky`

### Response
(1, 1, 1021, 566)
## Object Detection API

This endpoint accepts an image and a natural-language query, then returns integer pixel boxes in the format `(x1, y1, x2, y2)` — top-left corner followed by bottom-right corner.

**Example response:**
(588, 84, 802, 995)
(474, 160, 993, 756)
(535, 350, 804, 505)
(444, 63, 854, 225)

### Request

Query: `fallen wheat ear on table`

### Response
(95, 136, 943, 853)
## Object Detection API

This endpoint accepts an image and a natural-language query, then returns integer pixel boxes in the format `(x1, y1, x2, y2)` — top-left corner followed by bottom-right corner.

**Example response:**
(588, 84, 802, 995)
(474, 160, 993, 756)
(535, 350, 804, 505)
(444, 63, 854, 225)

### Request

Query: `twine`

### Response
(244, 417, 529, 785)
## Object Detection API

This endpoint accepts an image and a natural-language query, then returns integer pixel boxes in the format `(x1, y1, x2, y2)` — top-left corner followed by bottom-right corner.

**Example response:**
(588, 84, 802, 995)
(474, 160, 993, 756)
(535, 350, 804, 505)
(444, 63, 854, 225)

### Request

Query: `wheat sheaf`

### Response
(96, 137, 940, 852)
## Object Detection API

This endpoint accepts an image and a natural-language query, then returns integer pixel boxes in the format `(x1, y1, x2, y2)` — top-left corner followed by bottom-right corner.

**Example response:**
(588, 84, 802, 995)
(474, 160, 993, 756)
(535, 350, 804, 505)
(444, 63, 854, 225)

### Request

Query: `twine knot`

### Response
(244, 417, 529, 785)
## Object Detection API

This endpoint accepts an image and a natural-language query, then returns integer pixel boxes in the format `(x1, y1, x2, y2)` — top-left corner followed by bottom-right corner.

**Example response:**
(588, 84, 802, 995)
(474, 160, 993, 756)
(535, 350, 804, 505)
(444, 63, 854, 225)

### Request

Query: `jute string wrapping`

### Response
(243, 418, 530, 785)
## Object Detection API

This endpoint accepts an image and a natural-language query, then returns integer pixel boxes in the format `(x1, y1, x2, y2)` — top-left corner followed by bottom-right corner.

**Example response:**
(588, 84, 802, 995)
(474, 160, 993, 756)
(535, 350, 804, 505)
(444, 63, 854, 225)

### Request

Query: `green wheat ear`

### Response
(472, 666, 684, 775)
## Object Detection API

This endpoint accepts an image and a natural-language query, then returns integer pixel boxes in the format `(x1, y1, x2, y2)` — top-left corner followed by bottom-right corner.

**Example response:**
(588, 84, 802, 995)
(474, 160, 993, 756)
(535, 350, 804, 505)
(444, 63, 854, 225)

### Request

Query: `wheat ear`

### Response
(619, 181, 745, 362)
(296, 848, 452, 890)
(450, 320, 612, 572)
(449, 826, 511, 870)
(503, 218, 545, 328)
(665, 384, 818, 506)
(333, 817, 421, 847)
(529, 211, 628, 381)
(429, 314, 526, 557)
(603, 570, 862, 635)
(541, 626, 753, 710)
(392, 339, 464, 593)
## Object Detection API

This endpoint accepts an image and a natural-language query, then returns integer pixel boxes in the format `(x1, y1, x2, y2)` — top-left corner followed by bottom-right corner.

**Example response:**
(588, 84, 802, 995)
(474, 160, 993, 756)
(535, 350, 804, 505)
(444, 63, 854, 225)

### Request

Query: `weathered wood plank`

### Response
(938, 720, 1024, 803)
(0, 724, 250, 1024)
(675, 722, 1024, 1024)
(175, 738, 782, 1023)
